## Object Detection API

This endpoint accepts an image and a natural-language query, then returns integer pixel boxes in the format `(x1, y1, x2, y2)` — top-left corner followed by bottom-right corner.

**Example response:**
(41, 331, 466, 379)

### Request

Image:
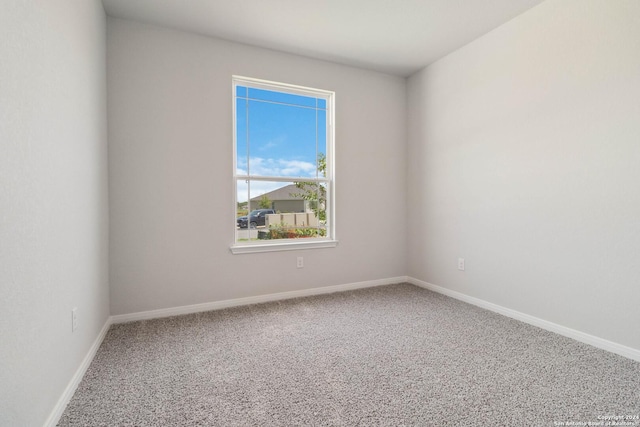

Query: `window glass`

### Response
(233, 77, 334, 250)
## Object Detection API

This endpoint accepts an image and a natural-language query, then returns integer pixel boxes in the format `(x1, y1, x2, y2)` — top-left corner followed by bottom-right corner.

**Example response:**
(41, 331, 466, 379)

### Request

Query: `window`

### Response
(231, 76, 336, 254)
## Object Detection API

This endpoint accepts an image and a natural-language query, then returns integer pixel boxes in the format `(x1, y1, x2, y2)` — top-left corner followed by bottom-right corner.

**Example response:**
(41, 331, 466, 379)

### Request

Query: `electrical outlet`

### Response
(71, 308, 78, 332)
(458, 258, 465, 271)
(297, 256, 304, 268)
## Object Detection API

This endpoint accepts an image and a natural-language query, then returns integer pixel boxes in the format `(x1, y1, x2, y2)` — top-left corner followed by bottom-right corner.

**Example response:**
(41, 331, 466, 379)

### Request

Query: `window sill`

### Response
(230, 239, 338, 254)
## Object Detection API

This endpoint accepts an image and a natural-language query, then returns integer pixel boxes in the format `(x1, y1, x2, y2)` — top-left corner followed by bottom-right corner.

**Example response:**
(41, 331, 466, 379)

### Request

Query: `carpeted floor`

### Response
(58, 283, 640, 426)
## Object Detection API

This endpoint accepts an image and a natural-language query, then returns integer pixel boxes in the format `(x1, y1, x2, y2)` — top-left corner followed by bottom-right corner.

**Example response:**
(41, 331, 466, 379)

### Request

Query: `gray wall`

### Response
(107, 18, 407, 315)
(0, 1, 110, 425)
(407, 0, 640, 350)
(271, 200, 306, 214)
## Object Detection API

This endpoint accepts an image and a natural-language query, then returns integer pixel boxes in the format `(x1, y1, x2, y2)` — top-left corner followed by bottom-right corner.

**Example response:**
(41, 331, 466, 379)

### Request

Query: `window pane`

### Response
(316, 182, 328, 227)
(317, 99, 327, 109)
(236, 98, 248, 175)
(248, 100, 318, 178)
(316, 109, 327, 178)
(237, 179, 249, 205)
(310, 182, 328, 238)
(248, 88, 316, 108)
(236, 85, 247, 98)
(236, 180, 326, 241)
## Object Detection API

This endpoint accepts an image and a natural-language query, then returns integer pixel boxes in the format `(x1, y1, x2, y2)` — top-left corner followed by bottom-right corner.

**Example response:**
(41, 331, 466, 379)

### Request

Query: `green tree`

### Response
(292, 153, 326, 221)
(258, 194, 272, 209)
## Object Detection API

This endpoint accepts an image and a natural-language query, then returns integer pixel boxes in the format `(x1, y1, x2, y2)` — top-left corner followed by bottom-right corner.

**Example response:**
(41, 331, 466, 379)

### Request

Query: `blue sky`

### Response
(236, 86, 327, 202)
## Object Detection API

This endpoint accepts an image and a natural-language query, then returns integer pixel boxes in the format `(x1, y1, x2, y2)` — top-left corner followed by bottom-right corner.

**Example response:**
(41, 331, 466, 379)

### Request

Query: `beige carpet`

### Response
(58, 283, 640, 426)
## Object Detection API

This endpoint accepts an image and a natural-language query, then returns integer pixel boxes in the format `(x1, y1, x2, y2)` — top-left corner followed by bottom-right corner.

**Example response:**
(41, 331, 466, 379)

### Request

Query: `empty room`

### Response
(1, 0, 639, 426)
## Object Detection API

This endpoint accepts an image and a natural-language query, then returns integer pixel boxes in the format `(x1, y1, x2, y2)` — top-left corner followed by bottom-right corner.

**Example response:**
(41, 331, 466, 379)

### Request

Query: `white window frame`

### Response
(230, 76, 337, 254)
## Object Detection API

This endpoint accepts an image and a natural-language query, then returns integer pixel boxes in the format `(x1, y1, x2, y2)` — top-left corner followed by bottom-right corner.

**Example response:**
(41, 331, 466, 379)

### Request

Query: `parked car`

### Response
(237, 209, 276, 228)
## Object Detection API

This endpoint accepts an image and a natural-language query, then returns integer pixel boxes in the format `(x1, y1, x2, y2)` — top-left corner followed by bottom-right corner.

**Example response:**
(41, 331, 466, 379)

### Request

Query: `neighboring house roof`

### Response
(251, 184, 304, 202)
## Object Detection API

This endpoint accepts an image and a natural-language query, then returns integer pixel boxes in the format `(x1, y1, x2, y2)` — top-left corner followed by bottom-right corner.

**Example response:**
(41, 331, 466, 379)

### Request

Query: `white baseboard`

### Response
(407, 277, 640, 362)
(44, 317, 112, 427)
(111, 276, 409, 324)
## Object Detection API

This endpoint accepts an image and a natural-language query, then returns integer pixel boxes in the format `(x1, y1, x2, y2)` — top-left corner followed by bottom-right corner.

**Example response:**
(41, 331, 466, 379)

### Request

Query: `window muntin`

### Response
(232, 77, 334, 252)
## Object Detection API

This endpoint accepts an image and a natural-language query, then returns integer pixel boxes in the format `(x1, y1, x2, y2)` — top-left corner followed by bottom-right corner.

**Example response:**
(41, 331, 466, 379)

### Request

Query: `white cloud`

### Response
(279, 160, 316, 176)
(237, 157, 316, 178)
(258, 137, 284, 151)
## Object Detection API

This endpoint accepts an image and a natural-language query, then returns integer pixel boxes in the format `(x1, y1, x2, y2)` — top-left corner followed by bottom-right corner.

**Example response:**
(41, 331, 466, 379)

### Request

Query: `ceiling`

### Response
(101, 0, 545, 77)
